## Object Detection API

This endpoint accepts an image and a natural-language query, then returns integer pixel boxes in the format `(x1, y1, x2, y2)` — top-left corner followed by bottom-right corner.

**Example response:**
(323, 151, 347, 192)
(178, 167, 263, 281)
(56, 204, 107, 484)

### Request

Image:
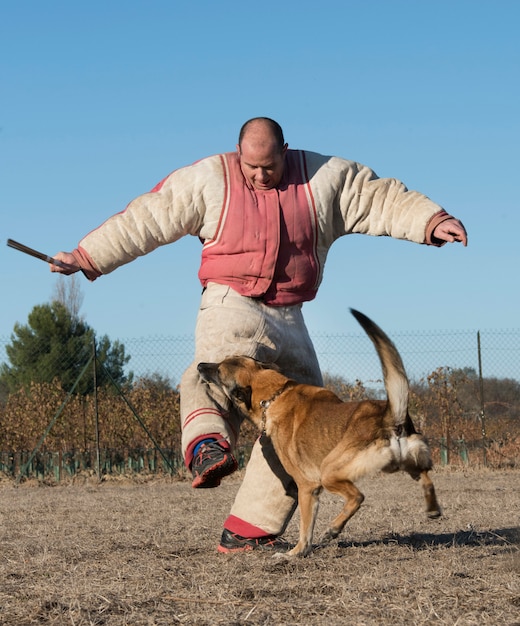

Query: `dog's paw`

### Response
(272, 551, 294, 561)
(285, 545, 313, 558)
(320, 528, 340, 545)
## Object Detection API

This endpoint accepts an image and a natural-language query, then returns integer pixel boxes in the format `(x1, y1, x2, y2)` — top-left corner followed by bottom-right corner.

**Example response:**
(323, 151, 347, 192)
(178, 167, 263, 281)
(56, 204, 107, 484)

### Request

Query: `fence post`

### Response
(53, 451, 61, 482)
(93, 337, 101, 479)
(458, 436, 469, 465)
(477, 331, 487, 466)
(440, 437, 448, 466)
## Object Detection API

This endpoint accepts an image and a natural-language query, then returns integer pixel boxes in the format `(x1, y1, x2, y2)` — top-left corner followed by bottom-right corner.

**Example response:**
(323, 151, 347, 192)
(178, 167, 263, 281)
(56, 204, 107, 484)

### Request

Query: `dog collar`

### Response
(259, 380, 297, 430)
(259, 380, 296, 409)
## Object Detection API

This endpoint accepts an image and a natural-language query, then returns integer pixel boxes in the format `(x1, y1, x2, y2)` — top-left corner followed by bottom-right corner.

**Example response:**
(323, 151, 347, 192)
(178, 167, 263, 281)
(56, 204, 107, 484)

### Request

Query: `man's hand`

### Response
(50, 252, 81, 274)
(432, 218, 468, 246)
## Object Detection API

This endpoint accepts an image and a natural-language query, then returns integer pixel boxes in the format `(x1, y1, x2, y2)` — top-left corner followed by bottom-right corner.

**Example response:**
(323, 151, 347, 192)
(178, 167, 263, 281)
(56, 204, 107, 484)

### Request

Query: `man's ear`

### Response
(231, 385, 252, 411)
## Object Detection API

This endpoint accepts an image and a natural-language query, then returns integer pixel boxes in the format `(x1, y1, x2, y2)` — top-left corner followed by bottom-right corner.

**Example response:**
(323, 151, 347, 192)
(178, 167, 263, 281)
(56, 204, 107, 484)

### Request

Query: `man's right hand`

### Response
(50, 252, 80, 274)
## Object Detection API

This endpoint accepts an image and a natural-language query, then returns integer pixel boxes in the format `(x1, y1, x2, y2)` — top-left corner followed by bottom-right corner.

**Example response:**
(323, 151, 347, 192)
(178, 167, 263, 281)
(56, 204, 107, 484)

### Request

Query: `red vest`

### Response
(198, 150, 320, 306)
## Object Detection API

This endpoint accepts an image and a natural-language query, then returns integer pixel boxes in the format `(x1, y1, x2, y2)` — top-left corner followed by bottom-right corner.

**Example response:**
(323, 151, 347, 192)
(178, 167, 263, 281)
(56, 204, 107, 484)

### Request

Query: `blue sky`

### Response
(1, 0, 519, 344)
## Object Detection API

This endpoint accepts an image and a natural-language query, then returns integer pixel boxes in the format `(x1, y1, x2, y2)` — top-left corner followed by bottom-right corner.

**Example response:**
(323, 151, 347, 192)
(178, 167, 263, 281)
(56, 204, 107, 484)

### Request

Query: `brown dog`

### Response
(198, 309, 441, 556)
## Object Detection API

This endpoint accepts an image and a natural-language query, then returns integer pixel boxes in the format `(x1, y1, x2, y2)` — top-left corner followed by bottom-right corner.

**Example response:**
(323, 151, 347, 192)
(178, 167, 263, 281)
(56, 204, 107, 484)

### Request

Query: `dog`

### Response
(197, 309, 441, 556)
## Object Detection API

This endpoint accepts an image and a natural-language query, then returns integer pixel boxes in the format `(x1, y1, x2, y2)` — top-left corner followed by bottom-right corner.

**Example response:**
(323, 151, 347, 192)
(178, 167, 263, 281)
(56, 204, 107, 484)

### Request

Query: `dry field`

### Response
(0, 468, 519, 626)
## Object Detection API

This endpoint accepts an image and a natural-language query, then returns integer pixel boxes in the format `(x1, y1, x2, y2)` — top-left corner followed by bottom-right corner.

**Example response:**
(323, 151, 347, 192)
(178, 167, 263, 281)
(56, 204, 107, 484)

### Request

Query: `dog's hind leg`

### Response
(401, 436, 441, 518)
(408, 469, 441, 518)
(319, 479, 365, 545)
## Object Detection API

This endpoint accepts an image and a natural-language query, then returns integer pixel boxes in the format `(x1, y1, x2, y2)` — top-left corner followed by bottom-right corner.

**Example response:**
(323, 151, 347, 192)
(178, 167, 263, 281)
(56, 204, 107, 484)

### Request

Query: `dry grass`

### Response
(1, 468, 519, 625)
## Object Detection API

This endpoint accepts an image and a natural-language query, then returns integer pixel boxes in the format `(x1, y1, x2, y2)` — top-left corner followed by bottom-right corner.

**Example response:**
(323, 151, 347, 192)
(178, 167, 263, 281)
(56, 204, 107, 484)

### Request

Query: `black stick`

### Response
(7, 238, 76, 271)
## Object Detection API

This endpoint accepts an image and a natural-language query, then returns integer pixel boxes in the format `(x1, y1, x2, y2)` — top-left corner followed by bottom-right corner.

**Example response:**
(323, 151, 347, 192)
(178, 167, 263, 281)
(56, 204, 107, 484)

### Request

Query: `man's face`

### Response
(237, 133, 287, 191)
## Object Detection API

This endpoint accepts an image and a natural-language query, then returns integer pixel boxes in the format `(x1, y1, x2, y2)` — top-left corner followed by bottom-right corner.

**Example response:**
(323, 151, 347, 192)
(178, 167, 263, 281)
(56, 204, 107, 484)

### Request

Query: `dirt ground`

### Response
(0, 468, 519, 626)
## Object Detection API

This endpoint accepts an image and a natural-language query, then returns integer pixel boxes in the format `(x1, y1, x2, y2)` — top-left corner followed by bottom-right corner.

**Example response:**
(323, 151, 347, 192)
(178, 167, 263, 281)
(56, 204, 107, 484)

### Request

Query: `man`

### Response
(52, 117, 467, 553)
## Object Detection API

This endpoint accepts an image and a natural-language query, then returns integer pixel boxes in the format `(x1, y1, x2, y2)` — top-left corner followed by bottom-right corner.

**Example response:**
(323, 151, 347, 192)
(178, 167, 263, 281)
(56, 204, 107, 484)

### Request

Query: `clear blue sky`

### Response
(1, 0, 519, 343)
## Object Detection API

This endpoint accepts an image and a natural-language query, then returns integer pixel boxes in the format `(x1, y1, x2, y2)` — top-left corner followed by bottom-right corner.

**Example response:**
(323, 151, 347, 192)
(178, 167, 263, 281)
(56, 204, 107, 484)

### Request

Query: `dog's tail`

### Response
(350, 309, 409, 427)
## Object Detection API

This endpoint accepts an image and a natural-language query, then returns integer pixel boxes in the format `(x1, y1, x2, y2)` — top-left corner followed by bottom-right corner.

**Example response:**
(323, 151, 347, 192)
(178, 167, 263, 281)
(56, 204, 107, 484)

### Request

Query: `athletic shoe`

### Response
(218, 528, 291, 553)
(191, 441, 238, 488)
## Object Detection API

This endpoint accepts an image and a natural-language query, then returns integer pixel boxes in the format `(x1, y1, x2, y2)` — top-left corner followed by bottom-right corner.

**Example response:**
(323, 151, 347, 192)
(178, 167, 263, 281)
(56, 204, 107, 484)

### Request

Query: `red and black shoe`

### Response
(218, 528, 291, 553)
(191, 441, 238, 489)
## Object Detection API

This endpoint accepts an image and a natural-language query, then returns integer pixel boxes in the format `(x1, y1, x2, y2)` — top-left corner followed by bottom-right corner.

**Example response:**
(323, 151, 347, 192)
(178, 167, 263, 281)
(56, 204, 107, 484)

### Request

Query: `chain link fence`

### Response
(1, 327, 519, 479)
(52, 328, 517, 390)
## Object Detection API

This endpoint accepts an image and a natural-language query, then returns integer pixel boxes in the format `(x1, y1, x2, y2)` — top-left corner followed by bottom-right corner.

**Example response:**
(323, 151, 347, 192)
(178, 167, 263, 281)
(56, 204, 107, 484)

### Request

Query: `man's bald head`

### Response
(237, 118, 288, 190)
(238, 117, 285, 151)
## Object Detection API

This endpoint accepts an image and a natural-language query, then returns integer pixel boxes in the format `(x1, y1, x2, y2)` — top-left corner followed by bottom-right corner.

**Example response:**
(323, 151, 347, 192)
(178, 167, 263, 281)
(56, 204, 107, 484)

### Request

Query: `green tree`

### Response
(0, 301, 132, 396)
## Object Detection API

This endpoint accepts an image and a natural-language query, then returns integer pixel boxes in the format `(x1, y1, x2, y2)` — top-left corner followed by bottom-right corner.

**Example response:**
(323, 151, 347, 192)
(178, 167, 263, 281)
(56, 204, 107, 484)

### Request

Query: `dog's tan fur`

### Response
(198, 309, 441, 556)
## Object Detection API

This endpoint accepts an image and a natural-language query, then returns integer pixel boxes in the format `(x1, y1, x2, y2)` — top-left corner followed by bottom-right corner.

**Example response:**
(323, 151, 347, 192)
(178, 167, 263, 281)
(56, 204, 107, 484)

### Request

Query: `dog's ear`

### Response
(231, 385, 252, 411)
(258, 360, 281, 373)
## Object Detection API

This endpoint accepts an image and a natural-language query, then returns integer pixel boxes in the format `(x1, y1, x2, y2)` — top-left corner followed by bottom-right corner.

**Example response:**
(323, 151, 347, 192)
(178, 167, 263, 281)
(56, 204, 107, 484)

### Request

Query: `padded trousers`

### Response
(180, 282, 323, 536)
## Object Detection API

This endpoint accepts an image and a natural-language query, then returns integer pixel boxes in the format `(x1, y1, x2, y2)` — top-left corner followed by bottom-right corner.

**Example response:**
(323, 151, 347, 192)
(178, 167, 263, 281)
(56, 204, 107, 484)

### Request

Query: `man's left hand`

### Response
(433, 218, 468, 246)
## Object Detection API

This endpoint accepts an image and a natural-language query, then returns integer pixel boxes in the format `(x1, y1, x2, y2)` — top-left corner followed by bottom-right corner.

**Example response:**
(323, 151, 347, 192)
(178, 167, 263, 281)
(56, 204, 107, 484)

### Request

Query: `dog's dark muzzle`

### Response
(197, 362, 220, 384)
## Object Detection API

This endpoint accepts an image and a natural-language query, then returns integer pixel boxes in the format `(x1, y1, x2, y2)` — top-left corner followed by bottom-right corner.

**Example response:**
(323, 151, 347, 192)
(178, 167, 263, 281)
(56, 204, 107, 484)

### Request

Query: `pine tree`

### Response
(0, 301, 132, 396)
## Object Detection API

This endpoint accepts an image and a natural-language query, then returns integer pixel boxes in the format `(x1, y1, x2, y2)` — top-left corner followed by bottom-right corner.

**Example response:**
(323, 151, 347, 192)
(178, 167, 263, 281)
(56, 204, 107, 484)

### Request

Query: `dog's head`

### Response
(197, 356, 281, 414)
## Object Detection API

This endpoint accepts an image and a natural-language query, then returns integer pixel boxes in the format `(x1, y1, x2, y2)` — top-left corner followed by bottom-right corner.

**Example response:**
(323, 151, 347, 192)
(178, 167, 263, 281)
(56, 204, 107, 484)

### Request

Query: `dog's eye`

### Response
(231, 385, 252, 409)
(232, 387, 246, 402)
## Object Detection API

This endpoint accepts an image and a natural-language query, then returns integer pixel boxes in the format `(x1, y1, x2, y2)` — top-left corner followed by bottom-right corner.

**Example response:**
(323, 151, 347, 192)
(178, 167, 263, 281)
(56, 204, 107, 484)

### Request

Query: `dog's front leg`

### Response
(288, 485, 322, 557)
